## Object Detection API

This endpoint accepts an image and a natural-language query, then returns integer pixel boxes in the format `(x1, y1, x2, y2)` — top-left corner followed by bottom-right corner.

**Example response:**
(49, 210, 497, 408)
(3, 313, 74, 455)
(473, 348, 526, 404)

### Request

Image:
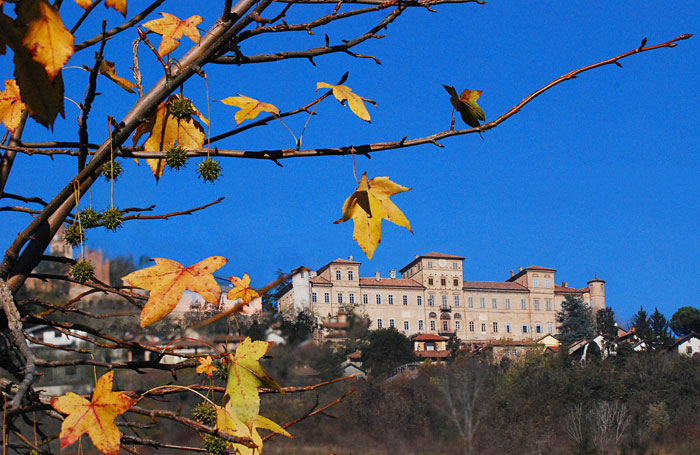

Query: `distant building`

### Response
(278, 252, 605, 343)
(669, 332, 700, 356)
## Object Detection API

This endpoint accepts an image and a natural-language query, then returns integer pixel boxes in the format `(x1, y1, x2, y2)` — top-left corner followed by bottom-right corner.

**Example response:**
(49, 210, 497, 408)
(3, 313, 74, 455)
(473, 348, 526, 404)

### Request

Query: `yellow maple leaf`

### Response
(98, 60, 137, 93)
(216, 405, 291, 455)
(51, 371, 133, 455)
(74, 0, 92, 8)
(0, 80, 26, 131)
(317, 81, 373, 122)
(219, 95, 279, 126)
(334, 172, 412, 260)
(227, 273, 259, 305)
(142, 12, 202, 56)
(21, 0, 74, 81)
(105, 0, 126, 16)
(196, 355, 216, 376)
(121, 256, 227, 327)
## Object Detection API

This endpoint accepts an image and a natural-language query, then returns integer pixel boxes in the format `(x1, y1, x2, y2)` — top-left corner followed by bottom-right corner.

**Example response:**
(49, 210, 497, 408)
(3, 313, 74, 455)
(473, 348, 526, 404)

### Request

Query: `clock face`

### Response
(438, 259, 447, 268)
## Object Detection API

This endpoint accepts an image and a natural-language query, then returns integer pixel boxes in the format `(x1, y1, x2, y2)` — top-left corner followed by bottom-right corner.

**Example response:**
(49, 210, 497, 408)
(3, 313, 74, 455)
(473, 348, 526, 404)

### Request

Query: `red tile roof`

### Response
(463, 281, 528, 291)
(359, 277, 424, 288)
(413, 333, 448, 341)
(554, 285, 589, 294)
(347, 350, 362, 360)
(324, 321, 350, 329)
(420, 252, 465, 260)
(329, 258, 362, 264)
(310, 276, 331, 284)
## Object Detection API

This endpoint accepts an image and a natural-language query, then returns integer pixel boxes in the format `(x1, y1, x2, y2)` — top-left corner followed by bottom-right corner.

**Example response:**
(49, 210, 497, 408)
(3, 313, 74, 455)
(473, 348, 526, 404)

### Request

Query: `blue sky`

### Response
(2, 1, 698, 324)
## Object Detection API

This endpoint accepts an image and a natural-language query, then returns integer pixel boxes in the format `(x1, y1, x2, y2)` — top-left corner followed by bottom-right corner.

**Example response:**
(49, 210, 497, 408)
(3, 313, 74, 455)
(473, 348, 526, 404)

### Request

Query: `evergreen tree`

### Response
(596, 307, 618, 342)
(632, 307, 652, 347)
(556, 294, 595, 344)
(669, 306, 700, 337)
(648, 308, 672, 350)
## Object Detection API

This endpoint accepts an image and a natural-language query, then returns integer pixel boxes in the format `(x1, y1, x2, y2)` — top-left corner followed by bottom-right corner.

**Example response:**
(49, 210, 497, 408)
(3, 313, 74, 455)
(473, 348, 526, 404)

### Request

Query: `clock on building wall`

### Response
(438, 259, 447, 268)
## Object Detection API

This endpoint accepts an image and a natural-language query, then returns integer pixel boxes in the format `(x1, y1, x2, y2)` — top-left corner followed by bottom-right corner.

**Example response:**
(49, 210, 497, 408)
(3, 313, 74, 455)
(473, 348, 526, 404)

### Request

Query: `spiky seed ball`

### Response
(101, 160, 123, 181)
(165, 145, 188, 170)
(197, 159, 222, 183)
(79, 208, 101, 229)
(101, 208, 123, 231)
(202, 434, 228, 455)
(169, 97, 195, 120)
(192, 402, 217, 426)
(64, 224, 85, 247)
(71, 259, 95, 283)
(214, 361, 228, 381)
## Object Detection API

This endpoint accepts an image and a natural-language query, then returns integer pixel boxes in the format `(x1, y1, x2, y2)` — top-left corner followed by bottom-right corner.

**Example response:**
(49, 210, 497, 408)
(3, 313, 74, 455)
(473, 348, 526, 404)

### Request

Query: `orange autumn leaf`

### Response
(51, 371, 133, 455)
(227, 273, 259, 305)
(0, 80, 26, 131)
(219, 95, 279, 126)
(196, 355, 216, 376)
(21, 0, 74, 80)
(142, 12, 202, 56)
(98, 60, 137, 93)
(74, 0, 92, 8)
(104, 0, 126, 16)
(122, 256, 227, 327)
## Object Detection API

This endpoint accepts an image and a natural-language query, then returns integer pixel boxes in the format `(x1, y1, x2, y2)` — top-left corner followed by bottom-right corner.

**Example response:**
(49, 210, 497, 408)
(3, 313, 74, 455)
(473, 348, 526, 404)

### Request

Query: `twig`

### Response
(70, 0, 102, 34)
(78, 20, 107, 172)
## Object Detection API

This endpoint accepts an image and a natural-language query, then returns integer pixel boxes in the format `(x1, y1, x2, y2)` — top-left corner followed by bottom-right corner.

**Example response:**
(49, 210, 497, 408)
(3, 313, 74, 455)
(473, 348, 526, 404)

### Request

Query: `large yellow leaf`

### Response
(121, 256, 227, 327)
(334, 172, 412, 260)
(219, 95, 279, 126)
(215, 405, 291, 455)
(51, 371, 133, 455)
(142, 12, 202, 56)
(0, 80, 26, 131)
(317, 81, 372, 122)
(105, 0, 126, 16)
(21, 0, 74, 81)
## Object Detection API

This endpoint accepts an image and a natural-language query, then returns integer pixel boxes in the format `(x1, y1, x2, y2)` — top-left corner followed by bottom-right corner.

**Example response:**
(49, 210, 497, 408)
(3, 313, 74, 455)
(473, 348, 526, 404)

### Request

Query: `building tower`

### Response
(587, 278, 606, 311)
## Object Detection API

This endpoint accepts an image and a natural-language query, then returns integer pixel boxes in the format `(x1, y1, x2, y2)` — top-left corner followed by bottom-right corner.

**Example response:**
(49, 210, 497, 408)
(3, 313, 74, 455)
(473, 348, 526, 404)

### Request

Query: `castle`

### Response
(277, 252, 605, 342)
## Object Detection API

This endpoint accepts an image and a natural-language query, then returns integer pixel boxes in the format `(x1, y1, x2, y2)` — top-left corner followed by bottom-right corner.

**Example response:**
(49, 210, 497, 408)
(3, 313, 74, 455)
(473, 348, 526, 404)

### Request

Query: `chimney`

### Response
(375, 271, 380, 281)
(389, 269, 396, 279)
(348, 256, 353, 261)
(519, 266, 523, 272)
(510, 270, 514, 277)
(562, 281, 568, 288)
(310, 271, 317, 278)
(415, 255, 419, 259)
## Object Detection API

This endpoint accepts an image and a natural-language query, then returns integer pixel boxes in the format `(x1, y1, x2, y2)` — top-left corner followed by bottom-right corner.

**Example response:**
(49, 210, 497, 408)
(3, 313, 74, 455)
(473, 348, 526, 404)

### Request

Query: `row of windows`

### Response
(313, 292, 425, 306)
(335, 270, 355, 281)
(375, 318, 554, 335)
(427, 277, 460, 287)
(532, 278, 551, 289)
(426, 261, 460, 270)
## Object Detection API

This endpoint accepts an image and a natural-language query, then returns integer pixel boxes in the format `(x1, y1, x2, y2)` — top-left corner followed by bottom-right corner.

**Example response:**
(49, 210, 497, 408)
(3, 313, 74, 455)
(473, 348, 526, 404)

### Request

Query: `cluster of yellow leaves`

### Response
(121, 256, 227, 327)
(132, 95, 207, 180)
(0, 80, 26, 131)
(317, 81, 373, 122)
(74, 0, 126, 17)
(216, 338, 291, 454)
(219, 95, 279, 126)
(142, 12, 202, 56)
(335, 172, 412, 260)
(51, 371, 133, 455)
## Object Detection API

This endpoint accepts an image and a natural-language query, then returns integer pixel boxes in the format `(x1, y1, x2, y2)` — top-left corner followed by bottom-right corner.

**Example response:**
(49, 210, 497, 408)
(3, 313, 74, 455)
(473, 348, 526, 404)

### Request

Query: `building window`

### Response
(492, 298, 497, 309)
(338, 293, 343, 304)
(349, 293, 355, 304)
(324, 293, 330, 303)
(452, 262, 458, 269)
(312, 292, 317, 303)
(418, 320, 424, 331)
(348, 270, 354, 280)
(428, 278, 434, 286)
(430, 321, 436, 331)
(480, 297, 485, 308)
(453, 278, 459, 286)
(481, 323, 487, 333)
(417, 296, 422, 306)
(469, 321, 475, 332)
(454, 295, 460, 307)
(534, 299, 540, 310)
(441, 278, 446, 286)
(546, 299, 552, 311)
(505, 298, 511, 309)
(522, 324, 529, 333)
(403, 295, 408, 306)
(376, 295, 381, 305)
(442, 321, 449, 332)
(363, 294, 368, 304)
(428, 261, 433, 269)
(547, 323, 553, 334)
(533, 277, 539, 288)
(390, 319, 395, 328)
(455, 321, 461, 331)
(389, 295, 394, 305)
(300, 271, 305, 278)
(493, 322, 498, 333)
(545, 278, 551, 289)
(377, 318, 383, 329)
(428, 295, 435, 307)
(441, 295, 448, 308)
(506, 323, 512, 333)
(468, 297, 474, 308)
(521, 299, 527, 310)
(535, 323, 542, 334)
(336, 270, 341, 280)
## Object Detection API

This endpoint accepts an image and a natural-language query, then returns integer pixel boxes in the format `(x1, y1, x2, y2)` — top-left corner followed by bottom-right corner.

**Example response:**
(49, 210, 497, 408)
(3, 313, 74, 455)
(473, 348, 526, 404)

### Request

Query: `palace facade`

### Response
(277, 252, 605, 342)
